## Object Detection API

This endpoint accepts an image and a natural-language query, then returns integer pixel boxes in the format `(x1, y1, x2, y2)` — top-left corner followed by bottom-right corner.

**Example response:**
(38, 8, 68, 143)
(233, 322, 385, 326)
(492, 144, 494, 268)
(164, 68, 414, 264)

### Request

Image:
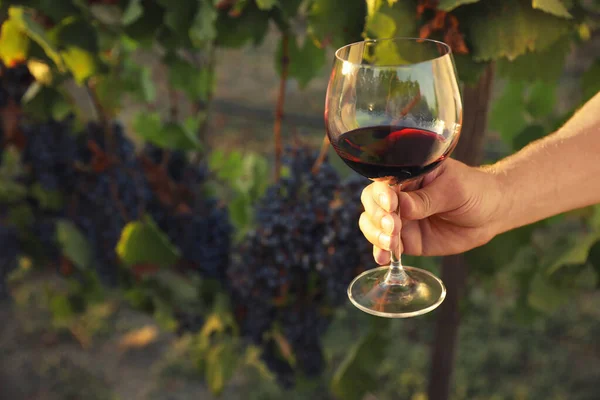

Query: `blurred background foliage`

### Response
(0, 0, 599, 399)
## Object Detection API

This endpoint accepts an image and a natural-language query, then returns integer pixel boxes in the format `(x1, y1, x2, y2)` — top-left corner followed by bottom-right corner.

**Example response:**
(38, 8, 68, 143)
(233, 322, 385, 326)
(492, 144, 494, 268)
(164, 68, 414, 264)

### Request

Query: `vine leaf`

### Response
(8, 7, 64, 69)
(122, 0, 144, 25)
(488, 80, 527, 145)
(464, 1, 572, 61)
(581, 60, 600, 102)
(275, 35, 326, 89)
(438, 0, 480, 11)
(495, 35, 571, 83)
(256, 0, 278, 10)
(189, 0, 218, 46)
(116, 216, 180, 268)
(215, 2, 270, 48)
(532, 0, 573, 18)
(308, 0, 367, 48)
(56, 220, 93, 270)
(331, 318, 390, 400)
(133, 112, 201, 150)
(0, 20, 30, 65)
(365, 0, 417, 39)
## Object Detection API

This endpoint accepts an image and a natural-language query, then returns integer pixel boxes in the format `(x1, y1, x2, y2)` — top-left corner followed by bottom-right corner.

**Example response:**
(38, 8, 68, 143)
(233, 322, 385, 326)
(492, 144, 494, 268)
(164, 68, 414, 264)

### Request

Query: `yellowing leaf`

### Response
(27, 60, 52, 85)
(0, 20, 30, 64)
(61, 47, 98, 84)
(118, 325, 159, 350)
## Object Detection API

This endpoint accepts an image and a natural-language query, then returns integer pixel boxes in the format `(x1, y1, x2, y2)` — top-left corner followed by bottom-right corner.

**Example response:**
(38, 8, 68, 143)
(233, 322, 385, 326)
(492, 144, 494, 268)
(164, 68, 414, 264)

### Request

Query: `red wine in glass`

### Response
(331, 125, 454, 185)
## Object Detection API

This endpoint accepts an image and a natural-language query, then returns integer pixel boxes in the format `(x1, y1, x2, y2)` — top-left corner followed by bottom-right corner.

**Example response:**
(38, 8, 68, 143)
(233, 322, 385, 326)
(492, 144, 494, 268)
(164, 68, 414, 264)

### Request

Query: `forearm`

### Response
(491, 92, 600, 234)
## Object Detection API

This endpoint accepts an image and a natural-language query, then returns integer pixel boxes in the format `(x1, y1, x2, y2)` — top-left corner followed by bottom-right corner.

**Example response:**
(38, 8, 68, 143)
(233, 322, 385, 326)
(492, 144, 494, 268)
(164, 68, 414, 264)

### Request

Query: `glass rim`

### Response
(334, 36, 452, 67)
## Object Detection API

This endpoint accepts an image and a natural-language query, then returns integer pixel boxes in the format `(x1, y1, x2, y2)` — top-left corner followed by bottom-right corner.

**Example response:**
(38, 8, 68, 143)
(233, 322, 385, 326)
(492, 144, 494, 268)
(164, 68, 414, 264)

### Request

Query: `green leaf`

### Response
(157, 0, 197, 40)
(133, 112, 201, 150)
(228, 193, 251, 230)
(205, 339, 240, 396)
(545, 232, 600, 276)
(0, 19, 30, 64)
(53, 17, 99, 53)
(512, 124, 546, 151)
(8, 7, 64, 69)
(116, 216, 180, 267)
(95, 74, 125, 116)
(463, 1, 572, 61)
(56, 220, 93, 270)
(256, 0, 278, 10)
(364, 0, 416, 39)
(527, 272, 570, 313)
(526, 81, 556, 118)
(581, 60, 600, 102)
(331, 319, 390, 400)
(275, 36, 326, 89)
(49, 293, 75, 322)
(24, 0, 79, 24)
(438, 0, 480, 11)
(489, 80, 528, 144)
(496, 35, 571, 83)
(466, 223, 538, 278)
(153, 270, 198, 304)
(532, 0, 573, 18)
(308, 0, 367, 49)
(123, 0, 165, 47)
(0, 178, 28, 204)
(189, 0, 217, 46)
(167, 57, 214, 101)
(454, 54, 488, 86)
(122, 0, 144, 25)
(215, 3, 270, 48)
(30, 183, 63, 211)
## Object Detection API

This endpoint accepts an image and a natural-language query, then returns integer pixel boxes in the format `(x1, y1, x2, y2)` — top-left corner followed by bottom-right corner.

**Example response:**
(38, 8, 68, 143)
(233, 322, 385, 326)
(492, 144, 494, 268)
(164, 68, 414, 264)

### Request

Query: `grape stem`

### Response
(273, 32, 290, 182)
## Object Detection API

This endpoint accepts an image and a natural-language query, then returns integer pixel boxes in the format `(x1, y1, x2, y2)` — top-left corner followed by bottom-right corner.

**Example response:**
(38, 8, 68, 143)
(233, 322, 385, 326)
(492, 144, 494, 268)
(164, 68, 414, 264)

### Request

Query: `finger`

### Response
(370, 181, 399, 213)
(373, 245, 390, 265)
(358, 212, 399, 252)
(398, 165, 453, 220)
(361, 189, 400, 235)
(399, 219, 423, 256)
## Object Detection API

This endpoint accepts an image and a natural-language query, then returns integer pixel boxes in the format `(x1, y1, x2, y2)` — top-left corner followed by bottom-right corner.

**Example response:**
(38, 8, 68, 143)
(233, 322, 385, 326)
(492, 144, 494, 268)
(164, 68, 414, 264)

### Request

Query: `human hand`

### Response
(358, 158, 504, 264)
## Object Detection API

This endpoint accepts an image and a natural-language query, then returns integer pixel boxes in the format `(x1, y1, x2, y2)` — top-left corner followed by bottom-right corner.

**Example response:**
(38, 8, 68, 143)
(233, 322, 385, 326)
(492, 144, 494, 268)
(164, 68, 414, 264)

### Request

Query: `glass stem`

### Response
(384, 183, 411, 286)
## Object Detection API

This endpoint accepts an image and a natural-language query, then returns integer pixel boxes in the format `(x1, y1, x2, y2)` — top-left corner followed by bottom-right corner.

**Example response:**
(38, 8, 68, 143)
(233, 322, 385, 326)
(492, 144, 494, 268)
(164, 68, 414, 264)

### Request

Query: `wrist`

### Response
(480, 162, 517, 237)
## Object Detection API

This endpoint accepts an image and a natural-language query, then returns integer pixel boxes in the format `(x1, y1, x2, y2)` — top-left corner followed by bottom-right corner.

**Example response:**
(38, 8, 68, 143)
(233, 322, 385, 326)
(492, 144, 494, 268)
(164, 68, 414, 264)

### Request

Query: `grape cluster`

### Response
(145, 144, 231, 281)
(68, 122, 151, 285)
(21, 118, 81, 190)
(227, 146, 370, 385)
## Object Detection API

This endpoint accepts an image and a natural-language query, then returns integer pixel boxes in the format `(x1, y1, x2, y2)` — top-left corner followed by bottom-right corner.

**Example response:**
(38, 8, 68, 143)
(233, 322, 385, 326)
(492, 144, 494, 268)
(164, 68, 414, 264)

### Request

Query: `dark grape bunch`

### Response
(144, 144, 231, 282)
(227, 146, 370, 386)
(0, 62, 34, 107)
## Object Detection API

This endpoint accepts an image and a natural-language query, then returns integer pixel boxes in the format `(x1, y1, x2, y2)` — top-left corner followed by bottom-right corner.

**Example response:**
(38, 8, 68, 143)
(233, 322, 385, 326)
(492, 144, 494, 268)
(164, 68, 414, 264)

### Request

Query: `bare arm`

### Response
(492, 91, 600, 234)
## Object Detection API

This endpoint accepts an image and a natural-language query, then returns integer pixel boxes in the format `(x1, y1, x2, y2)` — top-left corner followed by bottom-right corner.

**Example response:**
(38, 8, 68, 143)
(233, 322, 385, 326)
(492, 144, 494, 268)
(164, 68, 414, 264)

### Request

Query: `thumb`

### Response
(399, 187, 442, 220)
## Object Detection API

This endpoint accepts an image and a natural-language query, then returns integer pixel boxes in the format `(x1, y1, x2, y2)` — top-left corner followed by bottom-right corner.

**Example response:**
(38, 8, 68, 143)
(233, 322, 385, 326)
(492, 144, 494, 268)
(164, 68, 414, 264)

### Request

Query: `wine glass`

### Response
(325, 37, 462, 318)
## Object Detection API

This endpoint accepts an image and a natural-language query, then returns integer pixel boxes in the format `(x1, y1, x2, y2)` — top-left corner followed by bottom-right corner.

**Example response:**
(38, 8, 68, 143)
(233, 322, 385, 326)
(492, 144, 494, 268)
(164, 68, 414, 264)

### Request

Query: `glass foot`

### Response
(347, 266, 446, 318)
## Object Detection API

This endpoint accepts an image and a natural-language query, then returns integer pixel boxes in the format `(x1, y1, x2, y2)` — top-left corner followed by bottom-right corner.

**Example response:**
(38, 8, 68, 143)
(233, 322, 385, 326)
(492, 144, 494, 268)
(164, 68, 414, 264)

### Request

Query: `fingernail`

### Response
(381, 215, 393, 234)
(379, 193, 389, 210)
(378, 232, 391, 249)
